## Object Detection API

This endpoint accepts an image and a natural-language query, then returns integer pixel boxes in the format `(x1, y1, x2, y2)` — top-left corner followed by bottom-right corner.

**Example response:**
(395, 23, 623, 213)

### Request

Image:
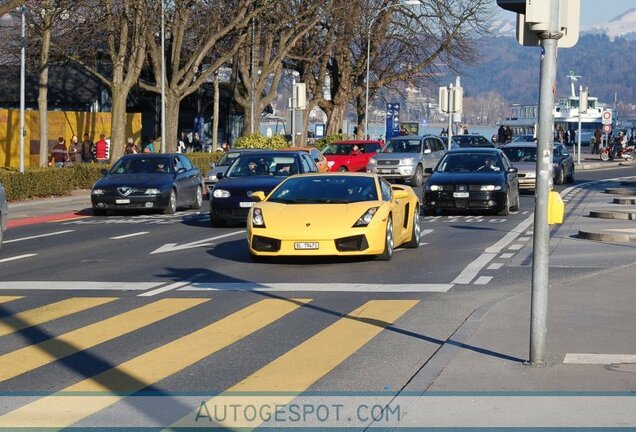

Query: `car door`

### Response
(501, 153, 519, 194)
(421, 138, 437, 170)
(380, 178, 405, 239)
(177, 155, 199, 204)
(309, 148, 327, 172)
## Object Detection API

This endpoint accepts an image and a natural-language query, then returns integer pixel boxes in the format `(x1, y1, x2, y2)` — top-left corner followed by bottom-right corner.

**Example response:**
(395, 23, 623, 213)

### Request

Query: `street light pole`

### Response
(160, 0, 166, 153)
(19, 5, 26, 173)
(250, 18, 255, 134)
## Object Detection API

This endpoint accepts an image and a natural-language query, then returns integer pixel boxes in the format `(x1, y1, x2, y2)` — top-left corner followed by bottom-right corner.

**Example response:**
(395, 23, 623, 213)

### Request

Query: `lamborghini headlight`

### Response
(353, 207, 379, 227)
(252, 208, 265, 227)
(479, 185, 502, 191)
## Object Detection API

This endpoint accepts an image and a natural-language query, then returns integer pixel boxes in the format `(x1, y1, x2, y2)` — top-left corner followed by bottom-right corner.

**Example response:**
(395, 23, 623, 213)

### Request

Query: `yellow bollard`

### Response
(548, 191, 565, 224)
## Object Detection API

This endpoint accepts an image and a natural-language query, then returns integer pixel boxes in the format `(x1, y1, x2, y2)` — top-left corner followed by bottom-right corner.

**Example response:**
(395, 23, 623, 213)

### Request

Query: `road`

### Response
(0, 165, 634, 428)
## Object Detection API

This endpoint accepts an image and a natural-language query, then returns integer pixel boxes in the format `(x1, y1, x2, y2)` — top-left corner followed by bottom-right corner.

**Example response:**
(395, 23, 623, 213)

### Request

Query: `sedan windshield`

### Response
(322, 144, 355, 155)
(217, 152, 242, 167)
(225, 155, 299, 177)
(268, 176, 378, 204)
(436, 153, 502, 173)
(381, 139, 422, 153)
(110, 157, 173, 174)
(501, 147, 537, 163)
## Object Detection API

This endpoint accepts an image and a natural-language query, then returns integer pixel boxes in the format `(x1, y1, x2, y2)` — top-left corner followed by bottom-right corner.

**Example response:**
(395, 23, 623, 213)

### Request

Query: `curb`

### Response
(589, 208, 636, 220)
(7, 191, 91, 210)
(577, 229, 636, 243)
(613, 197, 636, 205)
(604, 187, 636, 195)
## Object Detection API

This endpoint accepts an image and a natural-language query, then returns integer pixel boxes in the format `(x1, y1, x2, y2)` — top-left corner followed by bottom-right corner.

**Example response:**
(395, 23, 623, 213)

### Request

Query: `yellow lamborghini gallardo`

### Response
(247, 173, 421, 260)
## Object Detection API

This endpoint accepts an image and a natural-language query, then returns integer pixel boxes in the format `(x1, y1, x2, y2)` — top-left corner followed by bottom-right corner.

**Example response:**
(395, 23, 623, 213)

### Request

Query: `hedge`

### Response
(0, 152, 225, 202)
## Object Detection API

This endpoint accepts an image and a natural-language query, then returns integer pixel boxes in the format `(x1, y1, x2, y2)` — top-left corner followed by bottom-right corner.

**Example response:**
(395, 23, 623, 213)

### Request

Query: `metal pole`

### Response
(160, 0, 166, 153)
(291, 75, 296, 146)
(577, 85, 582, 165)
(364, 25, 372, 140)
(250, 18, 255, 134)
(447, 84, 453, 150)
(530, 0, 561, 366)
(19, 5, 25, 173)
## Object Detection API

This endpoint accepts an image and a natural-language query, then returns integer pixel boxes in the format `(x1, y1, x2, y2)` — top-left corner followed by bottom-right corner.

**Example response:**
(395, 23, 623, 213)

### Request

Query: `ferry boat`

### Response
(501, 74, 611, 140)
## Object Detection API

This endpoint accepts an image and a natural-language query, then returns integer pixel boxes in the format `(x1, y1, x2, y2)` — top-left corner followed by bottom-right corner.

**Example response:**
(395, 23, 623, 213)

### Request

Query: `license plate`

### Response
(115, 199, 130, 204)
(453, 192, 469, 198)
(239, 201, 255, 208)
(294, 242, 319, 250)
(379, 169, 391, 174)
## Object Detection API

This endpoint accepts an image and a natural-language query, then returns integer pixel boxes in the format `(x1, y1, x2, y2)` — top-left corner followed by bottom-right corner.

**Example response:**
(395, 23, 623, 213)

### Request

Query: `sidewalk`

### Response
(7, 189, 92, 223)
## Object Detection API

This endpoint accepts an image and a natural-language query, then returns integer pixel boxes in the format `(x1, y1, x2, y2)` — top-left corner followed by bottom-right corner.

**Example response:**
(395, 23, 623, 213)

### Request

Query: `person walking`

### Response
(49, 137, 69, 168)
(68, 135, 82, 164)
(593, 127, 602, 155)
(191, 132, 202, 152)
(124, 137, 140, 154)
(81, 133, 94, 162)
(504, 126, 513, 143)
(497, 125, 505, 145)
(93, 133, 110, 163)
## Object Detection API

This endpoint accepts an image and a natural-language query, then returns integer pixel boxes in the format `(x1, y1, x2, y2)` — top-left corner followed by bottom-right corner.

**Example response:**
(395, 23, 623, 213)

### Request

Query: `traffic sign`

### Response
(602, 110, 612, 125)
(602, 124, 612, 133)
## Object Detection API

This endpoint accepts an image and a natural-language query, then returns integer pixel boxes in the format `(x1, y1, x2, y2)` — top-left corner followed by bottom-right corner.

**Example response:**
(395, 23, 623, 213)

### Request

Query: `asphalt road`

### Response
(0, 165, 633, 428)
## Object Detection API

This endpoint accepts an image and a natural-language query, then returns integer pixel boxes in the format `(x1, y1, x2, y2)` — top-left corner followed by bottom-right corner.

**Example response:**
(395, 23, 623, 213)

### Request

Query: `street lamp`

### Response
(160, 0, 166, 153)
(19, 5, 26, 173)
(364, 0, 421, 139)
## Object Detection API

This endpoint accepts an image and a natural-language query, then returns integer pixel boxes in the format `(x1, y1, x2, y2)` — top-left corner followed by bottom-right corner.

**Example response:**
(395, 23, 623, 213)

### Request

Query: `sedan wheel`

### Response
(337, 166, 348, 172)
(555, 166, 565, 185)
(164, 190, 177, 215)
(498, 192, 510, 216)
(376, 216, 394, 261)
(410, 166, 424, 187)
(567, 166, 575, 183)
(192, 186, 203, 209)
(405, 206, 420, 248)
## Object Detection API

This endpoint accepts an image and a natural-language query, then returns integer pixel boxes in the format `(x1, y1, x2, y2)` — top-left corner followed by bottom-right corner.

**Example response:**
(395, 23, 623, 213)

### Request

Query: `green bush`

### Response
(233, 133, 269, 149)
(315, 133, 347, 151)
(267, 134, 290, 149)
(184, 152, 225, 174)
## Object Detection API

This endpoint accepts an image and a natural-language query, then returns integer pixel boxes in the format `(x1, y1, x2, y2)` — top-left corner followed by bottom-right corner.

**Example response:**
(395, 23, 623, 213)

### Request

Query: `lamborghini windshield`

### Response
(268, 176, 378, 204)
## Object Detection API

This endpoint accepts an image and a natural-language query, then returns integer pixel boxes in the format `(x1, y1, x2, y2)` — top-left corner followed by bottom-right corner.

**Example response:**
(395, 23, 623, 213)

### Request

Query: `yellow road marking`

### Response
(0, 296, 23, 305)
(0, 298, 207, 384)
(0, 297, 116, 338)
(172, 299, 418, 429)
(0, 298, 310, 428)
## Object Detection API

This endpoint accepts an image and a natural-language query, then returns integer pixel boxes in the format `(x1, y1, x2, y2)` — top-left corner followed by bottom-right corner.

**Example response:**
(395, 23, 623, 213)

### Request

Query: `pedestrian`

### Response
(143, 140, 156, 153)
(124, 137, 140, 154)
(563, 129, 569, 145)
(497, 125, 505, 145)
(593, 127, 602, 154)
(68, 135, 82, 164)
(81, 133, 94, 162)
(504, 126, 513, 143)
(557, 125, 565, 144)
(191, 132, 202, 152)
(93, 133, 110, 163)
(569, 128, 576, 146)
(179, 131, 190, 151)
(49, 137, 69, 168)
(463, 126, 469, 134)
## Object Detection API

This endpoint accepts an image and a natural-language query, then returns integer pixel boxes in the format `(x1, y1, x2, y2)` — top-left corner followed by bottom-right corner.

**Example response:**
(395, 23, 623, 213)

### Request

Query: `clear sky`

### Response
(581, 0, 634, 25)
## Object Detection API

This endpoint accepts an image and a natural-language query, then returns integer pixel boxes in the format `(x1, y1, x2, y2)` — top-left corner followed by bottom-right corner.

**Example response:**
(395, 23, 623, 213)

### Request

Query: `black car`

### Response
(210, 151, 318, 226)
(424, 148, 520, 216)
(204, 148, 261, 192)
(452, 134, 496, 149)
(91, 153, 203, 215)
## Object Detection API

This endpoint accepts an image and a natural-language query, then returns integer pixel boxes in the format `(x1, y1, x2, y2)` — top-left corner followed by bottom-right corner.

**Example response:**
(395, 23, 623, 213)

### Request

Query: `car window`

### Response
(301, 154, 317, 172)
(177, 154, 193, 170)
(383, 139, 422, 153)
(174, 156, 185, 172)
(436, 153, 501, 173)
(268, 176, 378, 204)
(111, 157, 172, 174)
(363, 143, 380, 153)
(310, 149, 322, 161)
(379, 178, 393, 201)
(428, 138, 443, 152)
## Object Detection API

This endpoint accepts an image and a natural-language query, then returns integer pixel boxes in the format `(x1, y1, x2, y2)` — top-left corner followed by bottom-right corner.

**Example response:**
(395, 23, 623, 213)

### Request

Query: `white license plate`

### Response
(378, 169, 391, 174)
(453, 192, 469, 198)
(239, 201, 255, 208)
(115, 199, 130, 204)
(294, 242, 319, 250)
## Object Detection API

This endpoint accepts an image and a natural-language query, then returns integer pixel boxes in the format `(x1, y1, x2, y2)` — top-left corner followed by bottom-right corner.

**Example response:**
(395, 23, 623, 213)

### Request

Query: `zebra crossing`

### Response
(0, 295, 418, 429)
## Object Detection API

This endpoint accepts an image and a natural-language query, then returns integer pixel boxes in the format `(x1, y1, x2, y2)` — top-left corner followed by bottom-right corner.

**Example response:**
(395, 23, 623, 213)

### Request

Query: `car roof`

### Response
(286, 172, 379, 180)
(455, 134, 487, 138)
(501, 142, 561, 148)
(331, 140, 382, 145)
(446, 147, 502, 154)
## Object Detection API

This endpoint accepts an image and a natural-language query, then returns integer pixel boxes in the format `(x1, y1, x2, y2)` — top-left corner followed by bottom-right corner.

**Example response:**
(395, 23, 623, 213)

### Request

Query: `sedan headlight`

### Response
(479, 185, 502, 191)
(145, 188, 160, 195)
(428, 185, 443, 191)
(401, 157, 416, 165)
(353, 207, 379, 227)
(213, 189, 231, 198)
(252, 208, 265, 227)
(207, 175, 218, 182)
(91, 189, 105, 195)
(525, 172, 536, 178)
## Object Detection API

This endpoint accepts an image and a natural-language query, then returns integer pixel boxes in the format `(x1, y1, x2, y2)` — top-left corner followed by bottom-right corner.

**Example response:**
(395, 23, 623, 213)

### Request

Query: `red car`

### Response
(322, 140, 383, 172)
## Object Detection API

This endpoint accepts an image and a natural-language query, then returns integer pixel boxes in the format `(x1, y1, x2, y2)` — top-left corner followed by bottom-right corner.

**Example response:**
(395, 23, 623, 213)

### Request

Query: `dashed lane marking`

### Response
(487, 263, 504, 270)
(420, 229, 434, 237)
(0, 281, 160, 291)
(180, 282, 453, 293)
(0, 254, 37, 264)
(508, 244, 524, 251)
(517, 236, 531, 242)
(473, 276, 493, 285)
(3, 230, 75, 244)
(109, 231, 150, 240)
(499, 253, 515, 259)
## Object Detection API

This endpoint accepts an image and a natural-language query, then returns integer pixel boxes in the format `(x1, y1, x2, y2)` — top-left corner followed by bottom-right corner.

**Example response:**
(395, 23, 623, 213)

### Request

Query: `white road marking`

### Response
(3, 230, 75, 244)
(109, 231, 149, 240)
(508, 243, 524, 251)
(563, 354, 636, 365)
(499, 253, 515, 259)
(420, 229, 434, 238)
(487, 263, 504, 270)
(485, 215, 534, 254)
(395, 243, 429, 252)
(180, 283, 454, 293)
(473, 276, 493, 285)
(517, 236, 531, 242)
(0, 281, 160, 290)
(138, 273, 207, 297)
(150, 231, 245, 254)
(521, 211, 529, 214)
(0, 254, 38, 263)
(607, 228, 636, 233)
(451, 253, 497, 285)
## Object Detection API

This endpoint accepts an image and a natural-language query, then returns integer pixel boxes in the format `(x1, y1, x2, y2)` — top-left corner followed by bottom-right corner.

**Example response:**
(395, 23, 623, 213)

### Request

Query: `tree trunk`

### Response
(327, 103, 346, 135)
(212, 74, 219, 151)
(38, 14, 52, 168)
(109, 86, 128, 161)
(355, 94, 366, 139)
(164, 92, 180, 153)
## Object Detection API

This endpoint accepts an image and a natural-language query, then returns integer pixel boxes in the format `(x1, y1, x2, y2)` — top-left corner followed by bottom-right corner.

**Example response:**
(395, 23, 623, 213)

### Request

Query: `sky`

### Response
(580, 0, 635, 25)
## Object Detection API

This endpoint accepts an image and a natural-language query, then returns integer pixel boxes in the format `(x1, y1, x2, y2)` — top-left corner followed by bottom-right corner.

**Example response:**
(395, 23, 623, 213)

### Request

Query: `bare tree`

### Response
(0, 0, 25, 17)
(140, 0, 268, 152)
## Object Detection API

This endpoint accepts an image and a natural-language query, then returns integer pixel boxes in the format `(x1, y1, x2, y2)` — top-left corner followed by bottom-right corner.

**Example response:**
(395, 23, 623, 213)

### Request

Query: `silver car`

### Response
(204, 149, 260, 192)
(366, 135, 446, 186)
(0, 182, 8, 252)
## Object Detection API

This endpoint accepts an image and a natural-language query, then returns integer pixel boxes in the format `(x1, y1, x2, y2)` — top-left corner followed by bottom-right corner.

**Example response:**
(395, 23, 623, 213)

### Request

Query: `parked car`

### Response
(366, 135, 446, 187)
(0, 182, 7, 252)
(500, 142, 574, 191)
(322, 140, 382, 172)
(452, 134, 496, 148)
(280, 147, 329, 172)
(511, 134, 537, 143)
(247, 173, 421, 260)
(423, 148, 520, 216)
(210, 151, 318, 227)
(91, 153, 203, 215)
(204, 149, 260, 192)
